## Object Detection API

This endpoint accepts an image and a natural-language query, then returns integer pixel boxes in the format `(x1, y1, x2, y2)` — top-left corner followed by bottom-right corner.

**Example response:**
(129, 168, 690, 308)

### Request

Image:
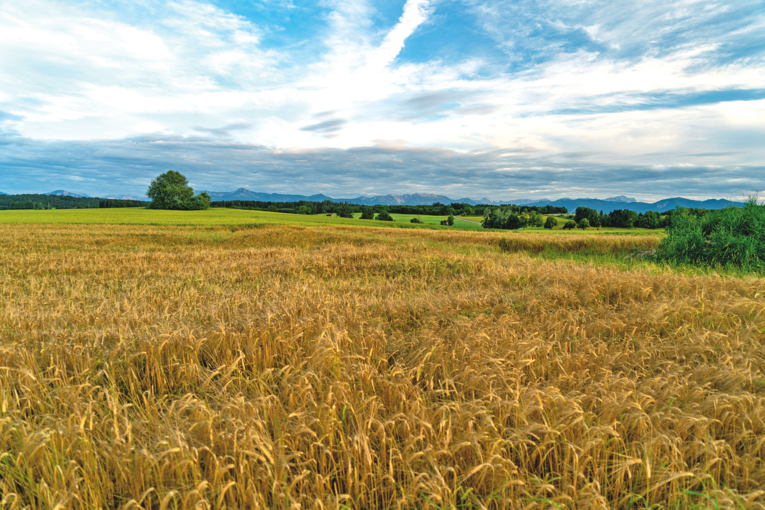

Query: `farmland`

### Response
(1, 211, 764, 508)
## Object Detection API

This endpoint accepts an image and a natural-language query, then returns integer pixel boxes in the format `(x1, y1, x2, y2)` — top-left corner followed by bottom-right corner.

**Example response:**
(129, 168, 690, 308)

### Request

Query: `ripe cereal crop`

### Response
(0, 223, 763, 509)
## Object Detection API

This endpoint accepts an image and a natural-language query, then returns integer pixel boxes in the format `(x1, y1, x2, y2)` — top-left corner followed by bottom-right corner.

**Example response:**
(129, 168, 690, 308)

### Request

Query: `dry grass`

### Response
(1, 224, 764, 509)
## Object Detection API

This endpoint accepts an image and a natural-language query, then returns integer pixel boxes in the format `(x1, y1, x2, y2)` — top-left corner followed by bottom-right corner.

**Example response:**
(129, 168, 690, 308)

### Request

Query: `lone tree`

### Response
(147, 170, 211, 210)
(577, 218, 590, 230)
(563, 220, 576, 230)
(544, 216, 557, 229)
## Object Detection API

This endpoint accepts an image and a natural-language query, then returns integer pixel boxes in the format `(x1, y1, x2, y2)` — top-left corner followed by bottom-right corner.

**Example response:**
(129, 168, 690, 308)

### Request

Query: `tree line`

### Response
(482, 205, 720, 231)
(211, 200, 568, 217)
(572, 207, 670, 229)
(0, 194, 145, 210)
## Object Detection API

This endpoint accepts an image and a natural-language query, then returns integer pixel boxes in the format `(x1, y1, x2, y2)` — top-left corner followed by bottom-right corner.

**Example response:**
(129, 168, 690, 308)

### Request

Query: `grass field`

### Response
(346, 212, 485, 230)
(0, 208, 659, 235)
(1, 212, 763, 508)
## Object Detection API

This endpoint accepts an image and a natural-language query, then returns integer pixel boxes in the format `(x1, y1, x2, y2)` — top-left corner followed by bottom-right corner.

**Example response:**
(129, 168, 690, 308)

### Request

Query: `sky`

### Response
(0, 0, 764, 201)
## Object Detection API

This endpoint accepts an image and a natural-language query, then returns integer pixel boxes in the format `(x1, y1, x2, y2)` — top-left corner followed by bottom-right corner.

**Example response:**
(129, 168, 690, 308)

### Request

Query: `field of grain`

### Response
(1, 222, 764, 509)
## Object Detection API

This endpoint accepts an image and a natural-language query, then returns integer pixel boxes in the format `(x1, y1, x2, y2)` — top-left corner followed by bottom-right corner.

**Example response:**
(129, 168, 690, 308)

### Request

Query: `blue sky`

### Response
(0, 0, 763, 201)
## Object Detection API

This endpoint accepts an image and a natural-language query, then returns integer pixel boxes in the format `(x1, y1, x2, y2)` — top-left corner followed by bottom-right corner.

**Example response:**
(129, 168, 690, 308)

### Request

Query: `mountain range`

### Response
(101, 194, 147, 201)
(202, 188, 744, 213)
(2, 188, 747, 213)
(202, 189, 496, 206)
(47, 190, 147, 200)
(522, 197, 744, 214)
(48, 190, 91, 198)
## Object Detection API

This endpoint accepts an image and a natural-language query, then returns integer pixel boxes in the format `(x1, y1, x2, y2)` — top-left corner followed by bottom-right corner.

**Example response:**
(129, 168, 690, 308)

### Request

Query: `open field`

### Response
(0, 208, 661, 236)
(0, 208, 488, 230)
(1, 219, 764, 509)
(0, 208, 443, 229)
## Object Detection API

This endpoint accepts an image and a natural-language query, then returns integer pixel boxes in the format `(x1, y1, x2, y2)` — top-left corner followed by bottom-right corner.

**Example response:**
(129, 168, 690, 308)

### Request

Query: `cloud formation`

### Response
(2, 129, 763, 202)
(0, 0, 763, 199)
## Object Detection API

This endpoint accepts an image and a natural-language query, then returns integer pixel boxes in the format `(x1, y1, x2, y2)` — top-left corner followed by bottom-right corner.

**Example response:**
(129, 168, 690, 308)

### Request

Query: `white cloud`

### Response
(0, 0, 763, 198)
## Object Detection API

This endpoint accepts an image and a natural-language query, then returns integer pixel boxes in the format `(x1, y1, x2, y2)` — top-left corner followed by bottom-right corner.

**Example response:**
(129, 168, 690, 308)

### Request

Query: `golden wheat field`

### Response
(1, 223, 765, 509)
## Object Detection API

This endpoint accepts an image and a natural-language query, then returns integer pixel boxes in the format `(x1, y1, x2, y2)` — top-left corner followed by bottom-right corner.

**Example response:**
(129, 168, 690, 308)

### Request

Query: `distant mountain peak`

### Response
(47, 190, 90, 198)
(103, 194, 148, 201)
(604, 195, 637, 203)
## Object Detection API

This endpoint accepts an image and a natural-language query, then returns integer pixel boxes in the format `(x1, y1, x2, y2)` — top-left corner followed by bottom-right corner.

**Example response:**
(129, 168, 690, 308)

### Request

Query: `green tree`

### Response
(544, 216, 557, 229)
(528, 211, 544, 227)
(360, 206, 375, 219)
(376, 211, 394, 221)
(447, 214, 455, 226)
(608, 209, 639, 228)
(147, 170, 210, 210)
(637, 210, 661, 229)
(577, 218, 590, 230)
(410, 217, 423, 224)
(563, 221, 576, 230)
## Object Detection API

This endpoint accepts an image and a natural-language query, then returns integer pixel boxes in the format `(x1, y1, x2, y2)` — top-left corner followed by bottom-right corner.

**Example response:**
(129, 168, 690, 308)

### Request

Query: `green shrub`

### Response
(376, 211, 394, 221)
(410, 217, 423, 224)
(655, 198, 765, 271)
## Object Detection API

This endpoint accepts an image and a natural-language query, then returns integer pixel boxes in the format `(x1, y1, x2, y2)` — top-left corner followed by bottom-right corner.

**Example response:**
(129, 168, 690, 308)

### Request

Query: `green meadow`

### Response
(0, 208, 663, 237)
(0, 208, 437, 229)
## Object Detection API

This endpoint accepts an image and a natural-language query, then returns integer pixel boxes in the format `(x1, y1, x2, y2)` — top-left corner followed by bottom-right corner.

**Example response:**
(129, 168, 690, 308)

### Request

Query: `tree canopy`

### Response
(147, 171, 211, 210)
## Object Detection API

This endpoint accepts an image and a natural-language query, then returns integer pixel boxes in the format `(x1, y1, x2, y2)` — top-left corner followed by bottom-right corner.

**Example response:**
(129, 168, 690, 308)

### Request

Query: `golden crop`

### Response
(0, 224, 763, 509)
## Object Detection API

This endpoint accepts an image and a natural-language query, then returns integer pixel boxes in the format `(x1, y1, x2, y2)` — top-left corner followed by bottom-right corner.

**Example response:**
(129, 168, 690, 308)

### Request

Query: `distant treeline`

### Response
(483, 205, 718, 230)
(0, 194, 145, 210)
(212, 200, 569, 217)
(572, 207, 672, 229)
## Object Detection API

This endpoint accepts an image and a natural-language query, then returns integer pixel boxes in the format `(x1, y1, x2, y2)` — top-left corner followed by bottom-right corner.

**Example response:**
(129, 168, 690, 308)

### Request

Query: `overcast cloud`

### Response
(0, 0, 763, 201)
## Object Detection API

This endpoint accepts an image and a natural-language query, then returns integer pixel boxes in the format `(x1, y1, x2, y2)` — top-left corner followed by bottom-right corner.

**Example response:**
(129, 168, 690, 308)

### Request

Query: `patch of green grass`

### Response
(350, 212, 484, 230)
(0, 208, 451, 229)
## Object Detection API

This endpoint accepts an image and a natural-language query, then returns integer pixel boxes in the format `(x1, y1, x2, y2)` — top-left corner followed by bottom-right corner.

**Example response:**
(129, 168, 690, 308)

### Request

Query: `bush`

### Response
(577, 218, 590, 230)
(655, 198, 765, 271)
(544, 216, 557, 229)
(563, 221, 576, 230)
(447, 214, 455, 226)
(410, 217, 423, 224)
(376, 211, 394, 221)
